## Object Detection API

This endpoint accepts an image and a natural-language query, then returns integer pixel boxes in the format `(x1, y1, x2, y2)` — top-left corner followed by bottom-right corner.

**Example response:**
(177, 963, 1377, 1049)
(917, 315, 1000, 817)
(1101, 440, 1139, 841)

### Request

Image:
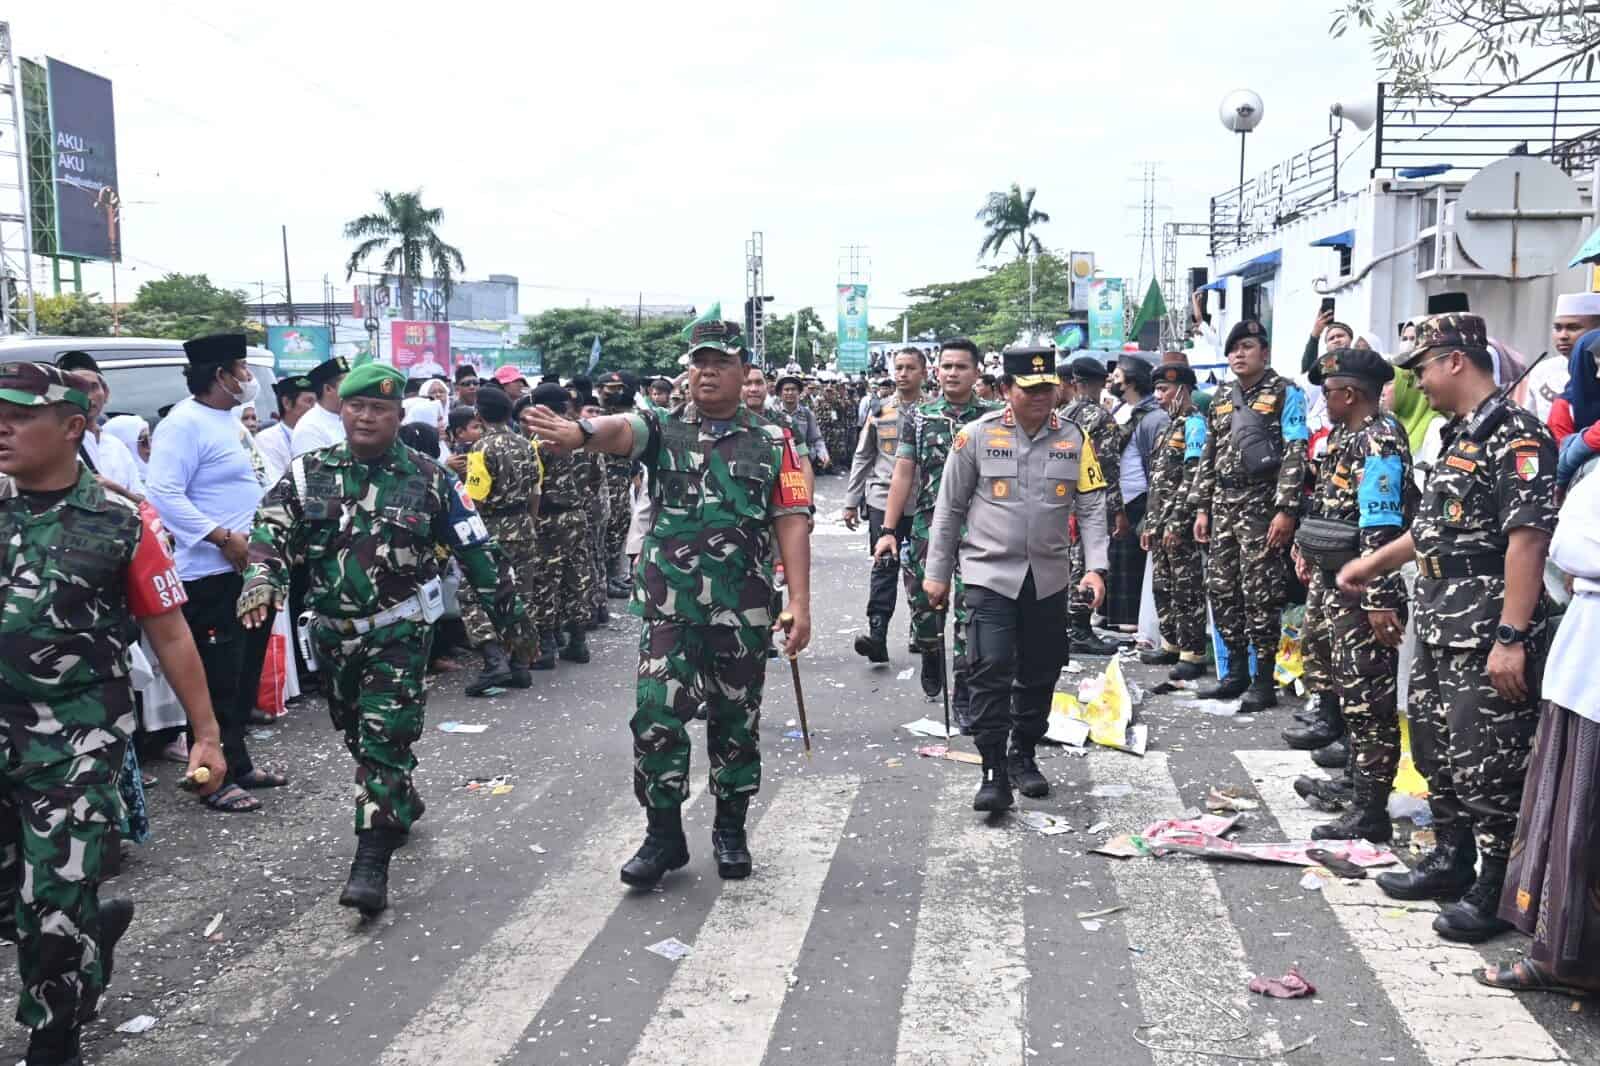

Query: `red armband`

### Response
(772, 431, 811, 509)
(127, 501, 187, 618)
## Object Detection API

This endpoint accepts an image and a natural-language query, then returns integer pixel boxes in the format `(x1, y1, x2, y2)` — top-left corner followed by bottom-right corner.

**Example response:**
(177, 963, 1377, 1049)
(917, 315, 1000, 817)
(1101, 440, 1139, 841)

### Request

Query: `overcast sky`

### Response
(14, 0, 1381, 325)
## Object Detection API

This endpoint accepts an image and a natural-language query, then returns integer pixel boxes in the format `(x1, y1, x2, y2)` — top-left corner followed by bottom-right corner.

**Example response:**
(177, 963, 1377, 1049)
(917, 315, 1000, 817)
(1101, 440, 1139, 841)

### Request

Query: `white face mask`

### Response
(224, 368, 261, 407)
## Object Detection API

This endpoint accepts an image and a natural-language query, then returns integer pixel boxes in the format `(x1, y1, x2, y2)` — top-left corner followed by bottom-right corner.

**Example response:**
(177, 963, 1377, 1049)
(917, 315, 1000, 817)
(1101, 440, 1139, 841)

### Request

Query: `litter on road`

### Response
(1013, 810, 1074, 836)
(1205, 787, 1261, 812)
(645, 937, 693, 962)
(437, 722, 489, 734)
(901, 717, 956, 738)
(914, 744, 983, 765)
(116, 1015, 159, 1035)
(1249, 968, 1317, 999)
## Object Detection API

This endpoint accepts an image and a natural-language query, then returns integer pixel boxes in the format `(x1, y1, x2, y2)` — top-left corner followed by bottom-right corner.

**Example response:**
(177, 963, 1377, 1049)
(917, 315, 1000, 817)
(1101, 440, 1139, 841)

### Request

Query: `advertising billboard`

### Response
(1087, 278, 1126, 351)
(267, 326, 332, 375)
(44, 58, 120, 262)
(453, 346, 542, 377)
(836, 284, 869, 372)
(391, 320, 451, 376)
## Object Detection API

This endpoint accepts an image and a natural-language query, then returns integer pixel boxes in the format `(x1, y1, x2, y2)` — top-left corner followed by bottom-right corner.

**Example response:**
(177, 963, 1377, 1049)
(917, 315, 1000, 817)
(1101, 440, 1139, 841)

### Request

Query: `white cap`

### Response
(1554, 291, 1600, 318)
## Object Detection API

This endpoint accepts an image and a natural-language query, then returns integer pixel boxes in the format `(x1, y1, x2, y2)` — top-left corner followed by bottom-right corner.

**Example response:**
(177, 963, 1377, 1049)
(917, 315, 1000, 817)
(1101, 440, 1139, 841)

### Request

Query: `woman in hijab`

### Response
(103, 414, 151, 478)
(1551, 329, 1600, 483)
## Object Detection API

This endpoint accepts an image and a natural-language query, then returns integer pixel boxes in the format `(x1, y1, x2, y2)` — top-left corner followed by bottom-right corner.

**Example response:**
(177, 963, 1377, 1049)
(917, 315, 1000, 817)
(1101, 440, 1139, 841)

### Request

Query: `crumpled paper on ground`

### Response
(1249, 967, 1316, 999)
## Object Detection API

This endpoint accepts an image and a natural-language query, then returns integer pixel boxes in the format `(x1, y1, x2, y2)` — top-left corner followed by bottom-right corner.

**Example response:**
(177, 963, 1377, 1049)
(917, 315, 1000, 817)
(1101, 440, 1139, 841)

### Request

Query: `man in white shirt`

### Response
(56, 351, 144, 496)
(290, 355, 350, 457)
(147, 334, 288, 813)
(1525, 291, 1600, 424)
(256, 372, 314, 484)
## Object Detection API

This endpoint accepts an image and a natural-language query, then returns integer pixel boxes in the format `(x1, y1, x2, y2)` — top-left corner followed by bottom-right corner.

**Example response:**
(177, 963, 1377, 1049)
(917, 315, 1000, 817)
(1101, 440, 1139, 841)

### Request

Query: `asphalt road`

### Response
(15, 476, 1598, 1066)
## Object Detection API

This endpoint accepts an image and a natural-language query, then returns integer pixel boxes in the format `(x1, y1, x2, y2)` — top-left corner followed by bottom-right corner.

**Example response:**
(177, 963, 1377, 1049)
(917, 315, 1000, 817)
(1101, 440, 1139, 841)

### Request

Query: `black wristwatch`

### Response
(1494, 623, 1529, 646)
(576, 418, 597, 446)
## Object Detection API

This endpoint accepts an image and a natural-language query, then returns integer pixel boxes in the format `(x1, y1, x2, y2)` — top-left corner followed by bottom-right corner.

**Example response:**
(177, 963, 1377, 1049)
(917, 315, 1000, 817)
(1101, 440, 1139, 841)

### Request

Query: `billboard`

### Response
(43, 58, 120, 262)
(391, 320, 451, 376)
(836, 284, 869, 372)
(1087, 279, 1126, 351)
(1053, 317, 1088, 353)
(267, 325, 331, 375)
(453, 346, 542, 377)
(1069, 252, 1096, 312)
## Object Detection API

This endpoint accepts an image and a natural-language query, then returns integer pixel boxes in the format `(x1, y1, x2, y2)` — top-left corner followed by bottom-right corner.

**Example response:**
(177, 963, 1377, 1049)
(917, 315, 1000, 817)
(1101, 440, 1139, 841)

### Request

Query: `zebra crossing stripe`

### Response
(623, 774, 860, 1065)
(892, 768, 1028, 1064)
(1237, 750, 1574, 1066)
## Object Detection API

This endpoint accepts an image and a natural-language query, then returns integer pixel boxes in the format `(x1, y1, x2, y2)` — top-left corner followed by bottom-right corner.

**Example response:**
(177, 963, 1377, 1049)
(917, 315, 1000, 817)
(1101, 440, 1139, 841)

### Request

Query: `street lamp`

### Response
(1219, 89, 1264, 228)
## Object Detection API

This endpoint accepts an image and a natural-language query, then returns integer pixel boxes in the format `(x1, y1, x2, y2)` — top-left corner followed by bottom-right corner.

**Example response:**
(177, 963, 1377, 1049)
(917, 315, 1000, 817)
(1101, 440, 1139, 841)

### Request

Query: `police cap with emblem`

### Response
(1070, 354, 1108, 382)
(1309, 346, 1394, 387)
(183, 333, 248, 367)
(1002, 346, 1059, 388)
(307, 355, 351, 392)
(1224, 319, 1269, 353)
(337, 362, 405, 402)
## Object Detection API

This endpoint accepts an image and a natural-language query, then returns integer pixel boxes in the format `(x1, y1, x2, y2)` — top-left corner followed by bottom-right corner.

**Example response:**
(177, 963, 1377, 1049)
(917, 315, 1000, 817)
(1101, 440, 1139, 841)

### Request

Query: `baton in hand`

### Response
(777, 612, 812, 760)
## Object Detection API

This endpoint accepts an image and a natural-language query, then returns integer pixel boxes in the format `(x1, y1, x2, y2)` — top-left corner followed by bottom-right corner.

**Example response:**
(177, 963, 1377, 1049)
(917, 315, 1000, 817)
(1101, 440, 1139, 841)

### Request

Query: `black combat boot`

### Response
(711, 795, 753, 880)
(972, 750, 1014, 813)
(1294, 756, 1353, 812)
(1310, 778, 1392, 843)
(1282, 693, 1344, 749)
(919, 650, 943, 699)
(339, 828, 406, 917)
(1006, 746, 1049, 799)
(606, 556, 632, 598)
(560, 622, 591, 663)
(1238, 657, 1279, 712)
(1433, 857, 1514, 943)
(620, 806, 690, 888)
(98, 897, 135, 988)
(1312, 736, 1350, 768)
(1376, 825, 1477, 901)
(1139, 646, 1180, 666)
(465, 641, 516, 697)
(1196, 649, 1251, 699)
(1069, 622, 1119, 657)
(24, 1026, 80, 1066)
(594, 602, 610, 627)
(854, 615, 890, 663)
(1168, 658, 1205, 682)
(506, 652, 534, 689)
(532, 629, 557, 670)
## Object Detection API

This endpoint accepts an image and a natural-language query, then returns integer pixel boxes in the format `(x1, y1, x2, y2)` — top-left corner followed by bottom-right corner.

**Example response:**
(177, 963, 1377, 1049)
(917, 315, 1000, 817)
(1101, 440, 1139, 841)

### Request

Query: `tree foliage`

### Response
(518, 308, 690, 379)
(762, 306, 831, 371)
(123, 273, 260, 343)
(343, 190, 465, 321)
(32, 292, 112, 337)
(976, 183, 1050, 260)
(880, 252, 1072, 353)
(1332, 1, 1600, 101)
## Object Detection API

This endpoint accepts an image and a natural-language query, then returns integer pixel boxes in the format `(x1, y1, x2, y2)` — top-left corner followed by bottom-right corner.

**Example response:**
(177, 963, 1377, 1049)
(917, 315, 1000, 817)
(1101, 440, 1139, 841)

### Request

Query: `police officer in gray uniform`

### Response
(926, 347, 1111, 813)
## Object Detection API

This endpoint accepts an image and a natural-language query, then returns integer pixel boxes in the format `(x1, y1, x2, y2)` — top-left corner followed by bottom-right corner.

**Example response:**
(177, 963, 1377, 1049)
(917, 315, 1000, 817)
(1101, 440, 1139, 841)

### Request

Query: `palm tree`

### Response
(976, 183, 1050, 260)
(343, 190, 466, 320)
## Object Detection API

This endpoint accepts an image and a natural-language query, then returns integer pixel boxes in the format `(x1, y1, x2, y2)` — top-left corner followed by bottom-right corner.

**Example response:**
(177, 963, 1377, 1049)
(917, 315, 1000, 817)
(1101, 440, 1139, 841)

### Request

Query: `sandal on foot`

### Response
(235, 768, 290, 790)
(160, 738, 189, 764)
(202, 784, 262, 813)
(1473, 960, 1594, 998)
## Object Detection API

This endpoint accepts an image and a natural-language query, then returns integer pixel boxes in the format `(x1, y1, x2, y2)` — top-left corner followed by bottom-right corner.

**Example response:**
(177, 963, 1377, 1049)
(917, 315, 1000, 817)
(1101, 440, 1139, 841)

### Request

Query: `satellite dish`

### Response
(1330, 95, 1376, 131)
(1219, 89, 1264, 133)
(1455, 155, 1586, 278)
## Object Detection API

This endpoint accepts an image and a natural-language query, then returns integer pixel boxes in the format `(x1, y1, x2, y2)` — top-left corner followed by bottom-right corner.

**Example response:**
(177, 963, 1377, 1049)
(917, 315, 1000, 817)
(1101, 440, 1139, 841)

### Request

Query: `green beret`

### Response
(338, 362, 406, 401)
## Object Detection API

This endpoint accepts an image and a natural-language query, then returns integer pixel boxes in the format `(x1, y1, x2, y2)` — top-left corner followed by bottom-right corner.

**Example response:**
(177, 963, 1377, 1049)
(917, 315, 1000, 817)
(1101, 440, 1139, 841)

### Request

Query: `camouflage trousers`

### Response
(1306, 570, 1401, 791)
(1204, 486, 1290, 655)
(632, 621, 767, 809)
(314, 619, 433, 834)
(604, 468, 633, 567)
(901, 514, 968, 663)
(533, 508, 594, 631)
(0, 742, 123, 1033)
(1299, 566, 1335, 697)
(463, 513, 539, 661)
(1150, 536, 1206, 659)
(1409, 639, 1541, 861)
(588, 506, 608, 610)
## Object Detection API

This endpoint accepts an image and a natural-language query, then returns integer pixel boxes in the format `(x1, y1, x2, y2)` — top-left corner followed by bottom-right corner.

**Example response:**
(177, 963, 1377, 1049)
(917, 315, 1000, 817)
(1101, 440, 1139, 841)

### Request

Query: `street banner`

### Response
(836, 284, 869, 372)
(391, 320, 452, 376)
(1088, 278, 1125, 351)
(453, 346, 542, 377)
(1053, 318, 1088, 353)
(266, 325, 331, 374)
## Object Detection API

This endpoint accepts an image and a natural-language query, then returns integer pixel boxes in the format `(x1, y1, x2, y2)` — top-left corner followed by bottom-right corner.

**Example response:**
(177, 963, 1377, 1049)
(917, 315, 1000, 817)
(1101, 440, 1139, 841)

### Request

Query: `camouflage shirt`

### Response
(540, 444, 604, 513)
(1308, 413, 1412, 612)
(469, 423, 542, 519)
(1188, 368, 1310, 516)
(1412, 395, 1557, 649)
(1144, 407, 1206, 539)
(243, 440, 526, 633)
(623, 402, 811, 627)
(0, 468, 185, 763)
(762, 406, 811, 459)
(896, 395, 998, 515)
(1060, 398, 1126, 520)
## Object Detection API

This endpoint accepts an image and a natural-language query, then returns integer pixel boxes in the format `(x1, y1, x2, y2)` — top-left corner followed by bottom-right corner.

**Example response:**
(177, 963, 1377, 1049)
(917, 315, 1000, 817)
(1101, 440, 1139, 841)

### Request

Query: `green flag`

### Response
(678, 301, 720, 343)
(1129, 278, 1166, 341)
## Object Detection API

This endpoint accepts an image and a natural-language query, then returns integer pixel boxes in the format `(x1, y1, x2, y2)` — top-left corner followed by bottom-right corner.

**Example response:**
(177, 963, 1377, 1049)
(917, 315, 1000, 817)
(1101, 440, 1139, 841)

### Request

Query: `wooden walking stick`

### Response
(777, 611, 812, 759)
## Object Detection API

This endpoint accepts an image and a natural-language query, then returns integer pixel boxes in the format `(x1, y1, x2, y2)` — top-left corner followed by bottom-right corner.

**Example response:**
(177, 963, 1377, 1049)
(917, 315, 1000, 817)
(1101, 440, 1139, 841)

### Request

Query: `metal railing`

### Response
(1375, 79, 1600, 178)
(1208, 135, 1341, 255)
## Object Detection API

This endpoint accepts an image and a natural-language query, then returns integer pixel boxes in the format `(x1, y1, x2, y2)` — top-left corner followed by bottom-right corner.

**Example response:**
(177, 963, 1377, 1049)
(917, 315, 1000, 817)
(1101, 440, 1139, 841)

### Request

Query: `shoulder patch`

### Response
(953, 429, 969, 451)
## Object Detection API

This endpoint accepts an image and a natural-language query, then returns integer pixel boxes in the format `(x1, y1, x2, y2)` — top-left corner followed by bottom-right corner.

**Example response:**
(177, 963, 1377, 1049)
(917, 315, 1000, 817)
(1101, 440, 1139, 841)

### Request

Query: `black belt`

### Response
(1417, 554, 1500, 580)
(1216, 474, 1272, 490)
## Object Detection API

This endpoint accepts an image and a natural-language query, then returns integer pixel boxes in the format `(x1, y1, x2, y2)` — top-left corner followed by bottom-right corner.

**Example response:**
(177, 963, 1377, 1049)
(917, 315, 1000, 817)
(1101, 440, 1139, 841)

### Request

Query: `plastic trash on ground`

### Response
(1049, 659, 1147, 754)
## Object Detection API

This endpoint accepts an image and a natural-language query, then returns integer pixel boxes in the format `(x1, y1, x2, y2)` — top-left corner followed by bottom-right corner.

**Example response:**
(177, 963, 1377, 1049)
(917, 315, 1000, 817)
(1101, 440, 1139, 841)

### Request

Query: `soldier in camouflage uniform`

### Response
(598, 372, 638, 598)
(524, 320, 812, 889)
(1060, 356, 1126, 657)
(1189, 320, 1310, 711)
(1138, 355, 1209, 681)
(239, 362, 528, 918)
(1287, 348, 1412, 843)
(1340, 313, 1556, 944)
(874, 338, 997, 710)
(525, 383, 605, 666)
(0, 363, 227, 1066)
(459, 384, 542, 695)
(817, 380, 856, 474)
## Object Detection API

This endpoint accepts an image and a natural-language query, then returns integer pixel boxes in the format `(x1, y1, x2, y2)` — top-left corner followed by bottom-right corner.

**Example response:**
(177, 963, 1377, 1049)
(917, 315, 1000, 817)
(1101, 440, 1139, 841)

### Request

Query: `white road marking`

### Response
(623, 774, 859, 1066)
(1238, 750, 1573, 1066)
(1092, 750, 1291, 1064)
(893, 769, 1027, 1065)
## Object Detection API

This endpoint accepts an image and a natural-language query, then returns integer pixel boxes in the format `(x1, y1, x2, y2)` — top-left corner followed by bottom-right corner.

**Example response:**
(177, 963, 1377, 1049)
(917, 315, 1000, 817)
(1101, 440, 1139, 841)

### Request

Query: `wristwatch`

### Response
(1494, 623, 1529, 645)
(576, 418, 597, 446)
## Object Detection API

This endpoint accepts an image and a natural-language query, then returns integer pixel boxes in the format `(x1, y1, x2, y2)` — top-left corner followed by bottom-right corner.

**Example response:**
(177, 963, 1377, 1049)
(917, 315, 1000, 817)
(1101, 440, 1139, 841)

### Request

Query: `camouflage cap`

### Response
(0, 362, 93, 412)
(685, 319, 748, 361)
(1394, 312, 1490, 369)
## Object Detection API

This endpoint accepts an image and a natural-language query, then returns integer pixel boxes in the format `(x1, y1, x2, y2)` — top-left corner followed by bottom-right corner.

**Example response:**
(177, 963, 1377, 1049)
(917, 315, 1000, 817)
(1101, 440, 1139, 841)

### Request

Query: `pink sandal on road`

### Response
(160, 736, 189, 764)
